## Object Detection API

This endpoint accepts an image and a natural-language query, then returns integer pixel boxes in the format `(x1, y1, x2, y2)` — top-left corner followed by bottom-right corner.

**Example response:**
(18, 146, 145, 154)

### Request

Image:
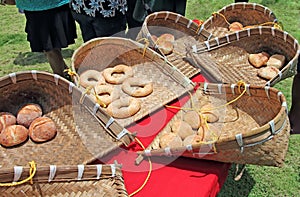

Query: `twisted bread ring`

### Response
(103, 64, 133, 84)
(106, 97, 141, 119)
(92, 85, 120, 106)
(79, 70, 105, 88)
(122, 77, 153, 97)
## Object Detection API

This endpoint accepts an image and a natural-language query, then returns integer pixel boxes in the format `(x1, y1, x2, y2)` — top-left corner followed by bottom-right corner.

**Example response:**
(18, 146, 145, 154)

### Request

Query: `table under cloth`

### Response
(92, 74, 231, 197)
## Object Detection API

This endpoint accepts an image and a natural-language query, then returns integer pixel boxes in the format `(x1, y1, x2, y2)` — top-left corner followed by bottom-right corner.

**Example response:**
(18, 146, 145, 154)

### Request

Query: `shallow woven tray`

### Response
(71, 37, 195, 127)
(202, 2, 278, 38)
(0, 71, 133, 168)
(188, 27, 300, 86)
(0, 163, 128, 197)
(137, 11, 214, 79)
(137, 82, 290, 167)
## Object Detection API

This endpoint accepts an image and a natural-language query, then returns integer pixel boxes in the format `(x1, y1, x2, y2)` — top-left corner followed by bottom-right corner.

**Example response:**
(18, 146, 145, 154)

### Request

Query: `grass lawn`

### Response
(0, 0, 299, 196)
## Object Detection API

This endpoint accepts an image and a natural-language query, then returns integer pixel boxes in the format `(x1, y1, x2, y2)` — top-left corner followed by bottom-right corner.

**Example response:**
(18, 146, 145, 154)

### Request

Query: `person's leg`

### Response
(175, 0, 187, 16)
(289, 72, 300, 134)
(44, 48, 68, 77)
(92, 14, 127, 37)
(71, 11, 97, 42)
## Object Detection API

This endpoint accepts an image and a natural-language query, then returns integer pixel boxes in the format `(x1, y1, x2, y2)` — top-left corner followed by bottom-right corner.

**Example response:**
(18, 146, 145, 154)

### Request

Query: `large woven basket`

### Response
(188, 27, 300, 86)
(0, 162, 128, 196)
(137, 11, 214, 78)
(202, 2, 278, 38)
(71, 37, 195, 127)
(137, 82, 290, 167)
(0, 71, 134, 168)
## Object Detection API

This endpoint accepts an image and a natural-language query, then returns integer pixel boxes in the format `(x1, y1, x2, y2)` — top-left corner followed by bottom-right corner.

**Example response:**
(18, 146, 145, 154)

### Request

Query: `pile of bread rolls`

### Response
(158, 101, 220, 149)
(248, 52, 286, 80)
(0, 103, 57, 147)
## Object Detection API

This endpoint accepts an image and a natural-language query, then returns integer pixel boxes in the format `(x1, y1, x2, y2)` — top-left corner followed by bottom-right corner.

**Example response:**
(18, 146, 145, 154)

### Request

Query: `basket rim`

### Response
(190, 26, 300, 86)
(202, 2, 277, 27)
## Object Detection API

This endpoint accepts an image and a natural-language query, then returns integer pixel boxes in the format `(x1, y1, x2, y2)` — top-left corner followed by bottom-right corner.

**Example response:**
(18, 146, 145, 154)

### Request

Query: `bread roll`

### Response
(158, 33, 175, 43)
(171, 119, 195, 140)
(183, 134, 203, 146)
(17, 103, 43, 128)
(183, 111, 201, 129)
(157, 33, 175, 55)
(229, 22, 243, 31)
(159, 133, 182, 148)
(0, 112, 17, 133)
(257, 66, 279, 80)
(267, 54, 286, 69)
(248, 52, 270, 68)
(0, 125, 29, 147)
(29, 117, 57, 143)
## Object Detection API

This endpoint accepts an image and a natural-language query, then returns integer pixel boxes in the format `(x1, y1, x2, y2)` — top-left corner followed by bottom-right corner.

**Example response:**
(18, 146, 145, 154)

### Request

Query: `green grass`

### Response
(0, 1, 299, 196)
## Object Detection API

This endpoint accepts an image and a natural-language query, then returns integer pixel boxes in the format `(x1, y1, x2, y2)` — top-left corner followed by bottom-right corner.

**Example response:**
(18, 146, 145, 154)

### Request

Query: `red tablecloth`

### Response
(92, 75, 231, 197)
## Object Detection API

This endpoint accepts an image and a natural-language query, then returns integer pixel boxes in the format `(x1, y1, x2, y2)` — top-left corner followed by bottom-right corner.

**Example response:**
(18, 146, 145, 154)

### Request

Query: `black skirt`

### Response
(24, 4, 77, 52)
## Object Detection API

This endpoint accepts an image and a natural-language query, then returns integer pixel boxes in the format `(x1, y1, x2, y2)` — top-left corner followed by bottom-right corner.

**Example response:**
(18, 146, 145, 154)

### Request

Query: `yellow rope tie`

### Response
(0, 161, 37, 187)
(79, 86, 107, 107)
(128, 137, 152, 197)
(212, 12, 231, 26)
(64, 68, 80, 85)
(244, 21, 282, 30)
(212, 12, 282, 30)
(136, 38, 150, 57)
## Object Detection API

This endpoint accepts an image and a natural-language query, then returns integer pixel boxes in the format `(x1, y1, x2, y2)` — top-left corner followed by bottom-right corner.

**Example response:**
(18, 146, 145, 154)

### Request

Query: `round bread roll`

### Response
(0, 125, 29, 147)
(157, 40, 174, 55)
(159, 132, 182, 149)
(248, 52, 270, 68)
(0, 112, 17, 133)
(157, 33, 175, 55)
(203, 124, 220, 142)
(171, 119, 195, 140)
(257, 66, 279, 80)
(183, 134, 204, 146)
(229, 22, 243, 31)
(17, 103, 43, 128)
(158, 33, 175, 43)
(266, 54, 286, 69)
(183, 111, 201, 129)
(29, 117, 57, 143)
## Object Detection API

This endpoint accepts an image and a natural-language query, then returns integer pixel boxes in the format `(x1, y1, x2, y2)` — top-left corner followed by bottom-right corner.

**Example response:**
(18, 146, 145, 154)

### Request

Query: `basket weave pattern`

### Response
(138, 11, 214, 79)
(139, 82, 290, 167)
(0, 71, 127, 167)
(71, 37, 195, 127)
(202, 2, 278, 37)
(189, 27, 300, 86)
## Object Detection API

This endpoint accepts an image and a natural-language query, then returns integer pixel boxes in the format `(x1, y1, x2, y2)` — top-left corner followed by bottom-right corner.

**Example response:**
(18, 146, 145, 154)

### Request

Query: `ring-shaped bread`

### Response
(92, 84, 120, 106)
(80, 69, 105, 88)
(103, 64, 133, 84)
(122, 77, 153, 97)
(106, 97, 141, 119)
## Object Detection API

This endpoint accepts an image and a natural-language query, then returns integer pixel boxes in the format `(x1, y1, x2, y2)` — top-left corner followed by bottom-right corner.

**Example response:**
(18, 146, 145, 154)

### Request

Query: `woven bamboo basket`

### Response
(137, 11, 214, 79)
(202, 2, 278, 38)
(0, 71, 134, 168)
(71, 37, 195, 127)
(0, 162, 128, 197)
(188, 27, 300, 86)
(136, 82, 290, 167)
